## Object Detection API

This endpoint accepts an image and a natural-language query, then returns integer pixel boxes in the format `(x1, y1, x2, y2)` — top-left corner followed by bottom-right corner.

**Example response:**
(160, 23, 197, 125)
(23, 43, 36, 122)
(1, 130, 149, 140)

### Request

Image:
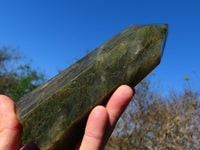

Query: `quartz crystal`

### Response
(16, 24, 169, 150)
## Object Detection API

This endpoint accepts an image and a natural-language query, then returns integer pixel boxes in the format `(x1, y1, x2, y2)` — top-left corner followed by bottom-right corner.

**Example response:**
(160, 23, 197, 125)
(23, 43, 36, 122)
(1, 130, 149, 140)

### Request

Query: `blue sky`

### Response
(0, 0, 200, 93)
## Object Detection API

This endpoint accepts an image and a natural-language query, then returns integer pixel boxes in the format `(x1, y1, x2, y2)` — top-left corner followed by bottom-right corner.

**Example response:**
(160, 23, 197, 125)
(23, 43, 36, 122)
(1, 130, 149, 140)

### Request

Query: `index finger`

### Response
(105, 85, 134, 128)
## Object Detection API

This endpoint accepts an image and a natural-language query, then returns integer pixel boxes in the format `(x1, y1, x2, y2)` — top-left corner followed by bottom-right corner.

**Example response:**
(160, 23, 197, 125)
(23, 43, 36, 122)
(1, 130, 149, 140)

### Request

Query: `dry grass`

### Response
(105, 79, 200, 150)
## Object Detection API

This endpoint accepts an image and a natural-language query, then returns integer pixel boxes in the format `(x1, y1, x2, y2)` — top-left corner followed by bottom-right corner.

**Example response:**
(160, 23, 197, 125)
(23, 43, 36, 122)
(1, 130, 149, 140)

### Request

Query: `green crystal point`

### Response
(16, 24, 168, 150)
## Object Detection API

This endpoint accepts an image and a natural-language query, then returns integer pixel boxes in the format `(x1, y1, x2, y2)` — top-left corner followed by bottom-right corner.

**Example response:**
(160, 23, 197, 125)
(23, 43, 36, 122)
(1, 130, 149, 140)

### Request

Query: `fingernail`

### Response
(20, 141, 40, 150)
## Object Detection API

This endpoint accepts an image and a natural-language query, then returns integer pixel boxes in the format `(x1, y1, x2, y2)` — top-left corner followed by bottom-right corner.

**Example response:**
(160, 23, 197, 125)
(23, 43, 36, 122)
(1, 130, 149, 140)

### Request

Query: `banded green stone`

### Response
(16, 24, 168, 150)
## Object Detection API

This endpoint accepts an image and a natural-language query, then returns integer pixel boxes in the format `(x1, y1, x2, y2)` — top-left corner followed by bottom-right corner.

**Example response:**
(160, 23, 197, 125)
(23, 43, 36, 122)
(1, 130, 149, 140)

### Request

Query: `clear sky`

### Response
(0, 0, 200, 93)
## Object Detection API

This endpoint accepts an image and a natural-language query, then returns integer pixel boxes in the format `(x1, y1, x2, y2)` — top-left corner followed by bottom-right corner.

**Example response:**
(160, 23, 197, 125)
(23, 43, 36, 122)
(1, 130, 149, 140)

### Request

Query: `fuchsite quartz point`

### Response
(16, 24, 169, 150)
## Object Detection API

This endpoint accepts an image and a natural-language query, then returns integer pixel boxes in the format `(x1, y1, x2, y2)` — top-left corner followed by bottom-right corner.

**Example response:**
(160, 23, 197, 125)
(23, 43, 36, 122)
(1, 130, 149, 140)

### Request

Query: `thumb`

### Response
(0, 95, 22, 150)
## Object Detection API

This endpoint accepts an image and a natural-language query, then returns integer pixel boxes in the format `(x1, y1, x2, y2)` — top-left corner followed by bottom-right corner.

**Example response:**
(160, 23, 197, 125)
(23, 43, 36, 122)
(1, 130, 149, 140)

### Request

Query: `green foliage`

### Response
(6, 64, 46, 102)
(0, 46, 21, 94)
(0, 46, 46, 102)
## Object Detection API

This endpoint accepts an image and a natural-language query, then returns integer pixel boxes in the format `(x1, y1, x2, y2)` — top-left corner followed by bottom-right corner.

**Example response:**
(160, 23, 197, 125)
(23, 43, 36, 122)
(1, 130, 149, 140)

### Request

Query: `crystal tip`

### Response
(161, 24, 169, 58)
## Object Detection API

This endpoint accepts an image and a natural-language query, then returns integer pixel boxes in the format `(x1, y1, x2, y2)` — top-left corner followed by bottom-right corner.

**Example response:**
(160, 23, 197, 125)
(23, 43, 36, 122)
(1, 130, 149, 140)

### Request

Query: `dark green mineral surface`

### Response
(16, 24, 168, 150)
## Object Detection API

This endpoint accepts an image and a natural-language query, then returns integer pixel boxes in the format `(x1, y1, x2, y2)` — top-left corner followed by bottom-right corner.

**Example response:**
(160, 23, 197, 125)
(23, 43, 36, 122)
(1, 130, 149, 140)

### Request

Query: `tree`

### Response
(0, 46, 21, 94)
(105, 77, 200, 150)
(6, 64, 46, 102)
(0, 46, 46, 102)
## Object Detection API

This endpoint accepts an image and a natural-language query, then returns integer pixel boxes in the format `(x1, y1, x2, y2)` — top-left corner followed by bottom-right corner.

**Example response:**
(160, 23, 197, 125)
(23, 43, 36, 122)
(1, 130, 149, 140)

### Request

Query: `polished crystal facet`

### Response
(16, 24, 168, 150)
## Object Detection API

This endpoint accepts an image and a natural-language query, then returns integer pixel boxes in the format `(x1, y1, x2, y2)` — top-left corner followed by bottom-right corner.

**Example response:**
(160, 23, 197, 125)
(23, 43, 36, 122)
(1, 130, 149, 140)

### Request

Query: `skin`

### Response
(0, 85, 134, 150)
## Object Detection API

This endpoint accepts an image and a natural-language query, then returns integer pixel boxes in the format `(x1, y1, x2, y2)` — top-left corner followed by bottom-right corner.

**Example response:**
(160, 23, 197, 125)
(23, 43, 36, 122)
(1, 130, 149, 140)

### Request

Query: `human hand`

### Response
(0, 85, 134, 150)
(0, 95, 22, 150)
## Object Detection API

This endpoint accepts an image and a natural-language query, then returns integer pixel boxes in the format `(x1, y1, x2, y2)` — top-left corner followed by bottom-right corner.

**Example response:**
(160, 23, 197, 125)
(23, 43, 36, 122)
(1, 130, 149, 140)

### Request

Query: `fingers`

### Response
(0, 85, 133, 150)
(80, 85, 134, 150)
(105, 85, 134, 127)
(103, 85, 134, 145)
(79, 106, 108, 150)
(0, 95, 23, 150)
